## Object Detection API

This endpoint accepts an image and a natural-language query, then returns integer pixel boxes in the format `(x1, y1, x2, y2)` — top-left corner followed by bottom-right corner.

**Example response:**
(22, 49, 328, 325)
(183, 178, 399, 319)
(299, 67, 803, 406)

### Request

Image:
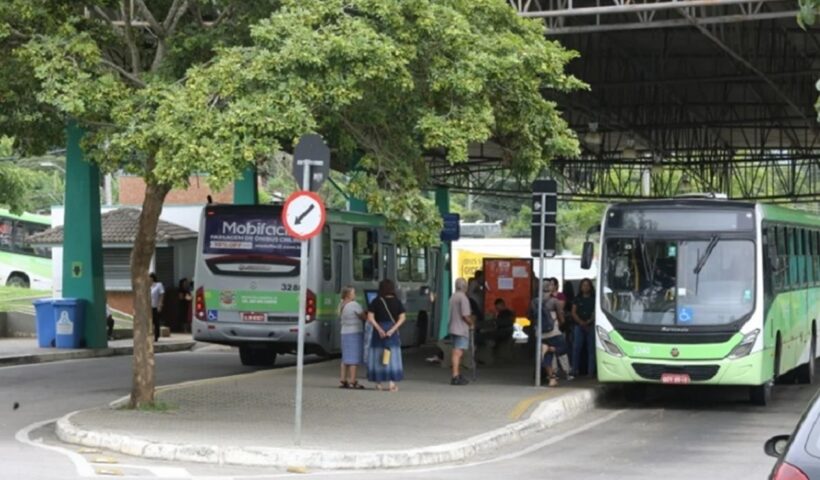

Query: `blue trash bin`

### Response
(32, 299, 57, 348)
(54, 298, 86, 349)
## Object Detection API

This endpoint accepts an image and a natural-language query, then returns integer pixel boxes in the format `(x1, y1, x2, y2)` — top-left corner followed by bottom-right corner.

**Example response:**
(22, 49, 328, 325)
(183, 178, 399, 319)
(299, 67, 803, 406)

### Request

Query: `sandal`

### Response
(349, 381, 365, 390)
(339, 380, 350, 389)
(548, 376, 559, 387)
(388, 384, 399, 392)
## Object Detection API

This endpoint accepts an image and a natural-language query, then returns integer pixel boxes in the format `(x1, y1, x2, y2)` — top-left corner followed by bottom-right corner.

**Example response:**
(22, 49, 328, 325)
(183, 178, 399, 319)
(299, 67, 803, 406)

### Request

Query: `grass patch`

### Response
(0, 286, 49, 314)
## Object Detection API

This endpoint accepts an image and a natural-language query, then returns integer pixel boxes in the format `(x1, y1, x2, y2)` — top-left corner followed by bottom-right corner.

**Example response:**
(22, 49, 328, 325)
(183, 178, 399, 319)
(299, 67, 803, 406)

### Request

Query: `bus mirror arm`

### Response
(581, 225, 600, 270)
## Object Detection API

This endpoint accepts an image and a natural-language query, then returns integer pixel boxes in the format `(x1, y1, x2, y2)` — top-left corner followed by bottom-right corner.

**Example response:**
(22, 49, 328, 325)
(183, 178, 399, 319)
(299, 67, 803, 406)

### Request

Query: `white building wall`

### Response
(49, 205, 203, 297)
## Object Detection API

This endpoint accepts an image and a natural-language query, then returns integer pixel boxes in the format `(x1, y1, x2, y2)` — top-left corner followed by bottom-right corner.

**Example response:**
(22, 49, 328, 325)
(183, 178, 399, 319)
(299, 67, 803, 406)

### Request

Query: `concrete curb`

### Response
(0, 341, 197, 367)
(55, 385, 611, 470)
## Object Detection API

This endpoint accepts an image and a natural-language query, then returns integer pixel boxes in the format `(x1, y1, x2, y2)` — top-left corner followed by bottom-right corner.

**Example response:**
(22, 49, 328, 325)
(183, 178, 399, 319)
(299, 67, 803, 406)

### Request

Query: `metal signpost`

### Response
(531, 179, 557, 387)
(284, 134, 330, 445)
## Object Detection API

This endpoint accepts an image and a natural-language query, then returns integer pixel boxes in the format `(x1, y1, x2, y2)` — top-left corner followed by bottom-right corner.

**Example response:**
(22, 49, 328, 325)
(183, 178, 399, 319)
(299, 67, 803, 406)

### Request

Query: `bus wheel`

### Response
(239, 346, 277, 367)
(750, 381, 773, 406)
(796, 329, 816, 384)
(623, 384, 647, 403)
(6, 273, 29, 288)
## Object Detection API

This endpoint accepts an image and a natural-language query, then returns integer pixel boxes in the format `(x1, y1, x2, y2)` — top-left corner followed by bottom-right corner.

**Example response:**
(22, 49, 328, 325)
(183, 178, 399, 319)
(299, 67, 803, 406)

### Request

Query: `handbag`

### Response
(378, 297, 400, 356)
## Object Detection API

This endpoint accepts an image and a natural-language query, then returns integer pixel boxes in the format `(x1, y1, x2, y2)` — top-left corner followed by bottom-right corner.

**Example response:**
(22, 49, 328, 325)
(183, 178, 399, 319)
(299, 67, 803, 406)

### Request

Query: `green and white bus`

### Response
(0, 208, 52, 289)
(584, 198, 819, 405)
(193, 204, 437, 366)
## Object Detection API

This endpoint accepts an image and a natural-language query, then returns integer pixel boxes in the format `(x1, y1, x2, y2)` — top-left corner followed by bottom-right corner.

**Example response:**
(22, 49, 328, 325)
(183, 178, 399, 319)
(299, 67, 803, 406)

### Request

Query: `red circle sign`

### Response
(282, 191, 326, 240)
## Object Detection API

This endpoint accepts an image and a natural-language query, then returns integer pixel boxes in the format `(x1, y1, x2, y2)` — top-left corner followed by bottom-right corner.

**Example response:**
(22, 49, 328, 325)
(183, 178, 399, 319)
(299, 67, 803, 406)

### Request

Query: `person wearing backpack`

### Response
(529, 281, 572, 387)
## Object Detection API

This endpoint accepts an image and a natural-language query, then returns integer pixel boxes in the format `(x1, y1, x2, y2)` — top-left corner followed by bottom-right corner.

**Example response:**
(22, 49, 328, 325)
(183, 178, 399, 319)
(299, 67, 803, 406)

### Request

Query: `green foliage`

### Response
(2, 0, 582, 248)
(501, 201, 604, 254)
(0, 136, 37, 213)
(798, 0, 820, 28)
(184, 0, 584, 245)
(796, 0, 820, 119)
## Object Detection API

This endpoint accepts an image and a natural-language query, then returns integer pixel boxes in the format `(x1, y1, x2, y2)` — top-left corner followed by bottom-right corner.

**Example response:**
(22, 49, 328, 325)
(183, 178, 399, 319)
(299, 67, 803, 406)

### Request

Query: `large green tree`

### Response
(2, 0, 582, 406)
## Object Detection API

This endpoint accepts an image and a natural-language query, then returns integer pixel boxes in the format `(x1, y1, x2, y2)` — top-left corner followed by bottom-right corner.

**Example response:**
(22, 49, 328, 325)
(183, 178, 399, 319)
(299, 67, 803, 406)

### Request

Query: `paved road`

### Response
(1, 348, 304, 479)
(4, 350, 813, 479)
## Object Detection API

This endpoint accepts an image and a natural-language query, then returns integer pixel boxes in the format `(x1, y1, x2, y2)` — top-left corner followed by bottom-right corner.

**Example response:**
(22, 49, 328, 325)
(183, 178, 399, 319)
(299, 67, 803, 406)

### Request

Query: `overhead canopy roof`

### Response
(432, 1, 820, 202)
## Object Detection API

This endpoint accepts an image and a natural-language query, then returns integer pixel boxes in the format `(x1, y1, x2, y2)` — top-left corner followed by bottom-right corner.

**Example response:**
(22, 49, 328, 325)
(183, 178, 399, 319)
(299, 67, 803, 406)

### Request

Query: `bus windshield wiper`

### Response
(693, 235, 719, 275)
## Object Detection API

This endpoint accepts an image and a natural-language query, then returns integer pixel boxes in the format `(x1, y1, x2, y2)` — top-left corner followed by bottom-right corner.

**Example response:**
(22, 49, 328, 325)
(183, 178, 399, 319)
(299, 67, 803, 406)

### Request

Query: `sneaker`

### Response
(565, 374, 575, 381)
(451, 375, 470, 386)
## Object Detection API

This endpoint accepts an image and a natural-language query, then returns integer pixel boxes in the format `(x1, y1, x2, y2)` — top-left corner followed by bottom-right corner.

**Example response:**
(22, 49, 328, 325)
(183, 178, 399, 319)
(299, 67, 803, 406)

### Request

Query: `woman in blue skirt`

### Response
(339, 286, 366, 389)
(367, 279, 406, 392)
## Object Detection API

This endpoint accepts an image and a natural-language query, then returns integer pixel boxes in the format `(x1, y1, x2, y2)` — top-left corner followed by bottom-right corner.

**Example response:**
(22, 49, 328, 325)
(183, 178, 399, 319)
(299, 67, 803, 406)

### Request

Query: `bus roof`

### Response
(608, 199, 820, 228)
(608, 198, 755, 210)
(0, 208, 50, 225)
(760, 203, 820, 228)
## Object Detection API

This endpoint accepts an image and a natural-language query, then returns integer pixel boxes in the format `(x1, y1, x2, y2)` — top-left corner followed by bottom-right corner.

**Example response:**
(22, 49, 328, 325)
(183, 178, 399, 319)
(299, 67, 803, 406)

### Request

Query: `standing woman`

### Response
(338, 286, 366, 389)
(571, 278, 597, 377)
(366, 279, 406, 392)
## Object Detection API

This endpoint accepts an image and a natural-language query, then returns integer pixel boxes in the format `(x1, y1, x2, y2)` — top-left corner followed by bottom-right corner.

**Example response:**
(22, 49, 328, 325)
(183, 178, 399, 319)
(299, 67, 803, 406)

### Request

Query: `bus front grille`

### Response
(631, 363, 720, 381)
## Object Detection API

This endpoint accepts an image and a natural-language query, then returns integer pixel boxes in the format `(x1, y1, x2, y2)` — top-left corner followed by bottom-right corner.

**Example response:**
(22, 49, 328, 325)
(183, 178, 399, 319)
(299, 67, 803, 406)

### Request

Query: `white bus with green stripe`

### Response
(0, 208, 52, 289)
(587, 198, 819, 405)
(193, 204, 437, 366)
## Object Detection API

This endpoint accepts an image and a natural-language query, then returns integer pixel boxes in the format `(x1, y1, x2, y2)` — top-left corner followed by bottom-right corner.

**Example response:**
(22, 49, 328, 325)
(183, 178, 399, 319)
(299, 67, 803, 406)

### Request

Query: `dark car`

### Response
(765, 389, 820, 479)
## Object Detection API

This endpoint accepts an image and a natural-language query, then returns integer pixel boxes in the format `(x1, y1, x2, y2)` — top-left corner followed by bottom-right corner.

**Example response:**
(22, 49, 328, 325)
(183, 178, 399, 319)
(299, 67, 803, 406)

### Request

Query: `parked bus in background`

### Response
(193, 204, 437, 366)
(0, 208, 52, 289)
(582, 197, 820, 405)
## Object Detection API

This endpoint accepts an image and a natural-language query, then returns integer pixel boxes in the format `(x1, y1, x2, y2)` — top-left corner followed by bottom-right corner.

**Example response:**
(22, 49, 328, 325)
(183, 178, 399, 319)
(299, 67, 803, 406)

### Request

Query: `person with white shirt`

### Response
(150, 273, 165, 342)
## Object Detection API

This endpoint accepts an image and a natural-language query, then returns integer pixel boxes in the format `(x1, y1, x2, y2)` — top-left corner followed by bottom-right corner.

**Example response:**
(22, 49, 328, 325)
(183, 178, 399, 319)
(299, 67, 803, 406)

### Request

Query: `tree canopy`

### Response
(1, 0, 583, 405)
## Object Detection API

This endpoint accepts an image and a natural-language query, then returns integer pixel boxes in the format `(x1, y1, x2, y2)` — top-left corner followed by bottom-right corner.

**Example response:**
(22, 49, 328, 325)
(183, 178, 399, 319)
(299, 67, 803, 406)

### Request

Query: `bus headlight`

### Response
(727, 329, 760, 359)
(597, 326, 625, 357)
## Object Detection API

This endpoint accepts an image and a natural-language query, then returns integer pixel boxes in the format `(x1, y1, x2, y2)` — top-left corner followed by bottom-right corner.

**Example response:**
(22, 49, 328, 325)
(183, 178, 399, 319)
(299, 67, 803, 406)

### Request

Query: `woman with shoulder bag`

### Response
(338, 286, 366, 389)
(366, 279, 406, 392)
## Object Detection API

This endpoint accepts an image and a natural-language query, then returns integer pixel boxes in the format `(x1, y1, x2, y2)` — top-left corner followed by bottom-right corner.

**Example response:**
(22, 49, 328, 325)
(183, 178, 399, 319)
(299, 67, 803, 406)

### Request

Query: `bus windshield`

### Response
(602, 237, 755, 327)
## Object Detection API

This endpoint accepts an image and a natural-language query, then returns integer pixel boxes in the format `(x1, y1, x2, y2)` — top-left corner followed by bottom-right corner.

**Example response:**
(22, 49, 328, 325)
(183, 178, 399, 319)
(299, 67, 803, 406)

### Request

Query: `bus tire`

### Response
(239, 346, 277, 367)
(750, 381, 773, 406)
(623, 384, 647, 403)
(6, 273, 29, 288)
(796, 327, 816, 385)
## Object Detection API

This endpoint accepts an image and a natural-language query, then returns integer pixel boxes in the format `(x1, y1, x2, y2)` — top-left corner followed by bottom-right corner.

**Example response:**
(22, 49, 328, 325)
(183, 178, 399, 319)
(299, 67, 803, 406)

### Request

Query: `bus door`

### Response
(329, 239, 350, 351)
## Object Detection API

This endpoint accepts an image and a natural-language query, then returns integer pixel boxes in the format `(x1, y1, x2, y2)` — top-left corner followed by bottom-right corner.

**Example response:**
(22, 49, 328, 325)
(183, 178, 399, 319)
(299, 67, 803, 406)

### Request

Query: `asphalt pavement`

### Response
(2, 349, 813, 479)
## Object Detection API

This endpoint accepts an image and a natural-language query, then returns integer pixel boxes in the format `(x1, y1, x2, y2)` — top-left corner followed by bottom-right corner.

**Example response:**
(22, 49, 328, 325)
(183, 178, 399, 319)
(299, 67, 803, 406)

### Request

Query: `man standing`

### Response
(150, 273, 165, 342)
(449, 277, 473, 385)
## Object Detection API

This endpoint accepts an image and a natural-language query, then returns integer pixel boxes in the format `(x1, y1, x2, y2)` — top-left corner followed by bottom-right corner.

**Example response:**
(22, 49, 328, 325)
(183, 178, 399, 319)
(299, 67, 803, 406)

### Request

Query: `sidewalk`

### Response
(0, 334, 196, 366)
(56, 347, 608, 469)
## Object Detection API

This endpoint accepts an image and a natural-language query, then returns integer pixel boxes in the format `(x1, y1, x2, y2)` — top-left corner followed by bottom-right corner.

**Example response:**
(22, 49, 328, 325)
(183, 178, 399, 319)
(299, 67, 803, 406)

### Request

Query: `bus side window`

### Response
(0, 218, 12, 251)
(353, 228, 377, 281)
(397, 246, 411, 282)
(412, 248, 427, 282)
(774, 227, 789, 290)
(322, 227, 332, 282)
(762, 228, 774, 297)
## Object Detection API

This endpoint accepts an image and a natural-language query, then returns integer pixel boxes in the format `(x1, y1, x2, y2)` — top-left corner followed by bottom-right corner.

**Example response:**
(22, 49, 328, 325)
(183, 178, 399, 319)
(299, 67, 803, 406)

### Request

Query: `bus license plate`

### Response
(661, 373, 691, 385)
(241, 312, 265, 322)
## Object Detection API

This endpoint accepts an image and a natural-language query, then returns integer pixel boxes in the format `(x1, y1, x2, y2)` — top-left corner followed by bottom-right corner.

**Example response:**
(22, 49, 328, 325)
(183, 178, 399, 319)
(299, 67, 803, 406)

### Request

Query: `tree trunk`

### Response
(129, 179, 171, 408)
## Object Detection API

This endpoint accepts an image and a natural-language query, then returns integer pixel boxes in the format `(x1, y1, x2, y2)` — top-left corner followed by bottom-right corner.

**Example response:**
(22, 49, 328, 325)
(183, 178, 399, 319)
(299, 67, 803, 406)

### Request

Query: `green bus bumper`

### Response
(596, 349, 770, 386)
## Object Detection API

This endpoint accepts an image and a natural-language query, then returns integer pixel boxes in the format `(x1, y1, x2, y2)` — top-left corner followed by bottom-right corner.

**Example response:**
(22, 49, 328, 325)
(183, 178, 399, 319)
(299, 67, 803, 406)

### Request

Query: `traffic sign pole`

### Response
(535, 193, 545, 388)
(293, 159, 324, 446)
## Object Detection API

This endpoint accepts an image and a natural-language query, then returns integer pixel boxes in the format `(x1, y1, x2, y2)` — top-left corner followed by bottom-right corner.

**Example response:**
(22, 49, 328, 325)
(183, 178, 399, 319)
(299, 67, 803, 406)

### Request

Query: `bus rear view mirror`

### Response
(581, 241, 594, 270)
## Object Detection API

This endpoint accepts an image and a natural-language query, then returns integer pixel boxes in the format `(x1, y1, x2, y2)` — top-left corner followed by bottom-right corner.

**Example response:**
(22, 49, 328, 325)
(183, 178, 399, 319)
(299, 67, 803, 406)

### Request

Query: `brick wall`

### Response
(119, 175, 234, 206)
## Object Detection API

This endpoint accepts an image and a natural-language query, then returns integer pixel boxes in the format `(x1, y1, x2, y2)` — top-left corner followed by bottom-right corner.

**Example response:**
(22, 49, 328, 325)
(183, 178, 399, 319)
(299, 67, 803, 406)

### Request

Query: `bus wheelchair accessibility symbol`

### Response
(678, 306, 693, 324)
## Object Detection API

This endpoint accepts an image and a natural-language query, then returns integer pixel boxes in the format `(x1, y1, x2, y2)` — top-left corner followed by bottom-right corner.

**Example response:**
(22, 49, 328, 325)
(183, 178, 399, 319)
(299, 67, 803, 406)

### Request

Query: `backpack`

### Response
(528, 298, 555, 333)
